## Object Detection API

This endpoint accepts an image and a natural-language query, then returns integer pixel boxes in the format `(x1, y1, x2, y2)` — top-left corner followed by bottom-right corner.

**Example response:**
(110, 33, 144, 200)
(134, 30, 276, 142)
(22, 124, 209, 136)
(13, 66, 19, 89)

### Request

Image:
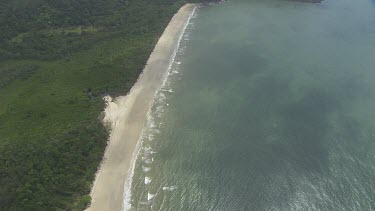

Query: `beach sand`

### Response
(87, 4, 196, 211)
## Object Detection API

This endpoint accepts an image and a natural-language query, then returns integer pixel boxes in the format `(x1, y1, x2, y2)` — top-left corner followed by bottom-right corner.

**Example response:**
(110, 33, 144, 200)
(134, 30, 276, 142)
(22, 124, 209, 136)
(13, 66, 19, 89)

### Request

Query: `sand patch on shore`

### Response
(87, 4, 196, 211)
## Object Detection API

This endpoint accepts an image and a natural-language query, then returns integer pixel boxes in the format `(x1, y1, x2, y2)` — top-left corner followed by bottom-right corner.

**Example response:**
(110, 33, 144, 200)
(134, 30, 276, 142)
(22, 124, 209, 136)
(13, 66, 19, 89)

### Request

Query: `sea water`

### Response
(128, 0, 375, 210)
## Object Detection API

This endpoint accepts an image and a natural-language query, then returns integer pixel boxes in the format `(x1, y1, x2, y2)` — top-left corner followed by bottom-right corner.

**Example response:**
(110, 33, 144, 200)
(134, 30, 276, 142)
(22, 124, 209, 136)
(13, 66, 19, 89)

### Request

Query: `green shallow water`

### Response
(128, 0, 375, 210)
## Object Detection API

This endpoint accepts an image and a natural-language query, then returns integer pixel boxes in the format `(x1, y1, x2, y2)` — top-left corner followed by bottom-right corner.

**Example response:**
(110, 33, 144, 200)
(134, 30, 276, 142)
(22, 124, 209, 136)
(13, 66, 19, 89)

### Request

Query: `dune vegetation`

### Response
(0, 0, 216, 210)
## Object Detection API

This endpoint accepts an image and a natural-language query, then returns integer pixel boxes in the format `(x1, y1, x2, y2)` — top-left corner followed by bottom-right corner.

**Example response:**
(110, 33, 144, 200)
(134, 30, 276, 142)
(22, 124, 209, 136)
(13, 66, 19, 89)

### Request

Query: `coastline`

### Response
(87, 4, 196, 211)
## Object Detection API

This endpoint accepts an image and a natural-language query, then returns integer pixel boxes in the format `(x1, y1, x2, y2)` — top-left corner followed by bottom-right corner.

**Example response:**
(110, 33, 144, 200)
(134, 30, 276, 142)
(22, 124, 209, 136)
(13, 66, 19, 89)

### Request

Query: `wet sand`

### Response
(87, 4, 196, 211)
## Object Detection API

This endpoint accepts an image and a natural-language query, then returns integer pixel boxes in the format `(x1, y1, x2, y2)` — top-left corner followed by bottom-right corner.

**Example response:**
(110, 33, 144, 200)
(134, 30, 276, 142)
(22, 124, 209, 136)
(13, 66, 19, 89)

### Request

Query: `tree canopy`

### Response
(0, 0, 218, 210)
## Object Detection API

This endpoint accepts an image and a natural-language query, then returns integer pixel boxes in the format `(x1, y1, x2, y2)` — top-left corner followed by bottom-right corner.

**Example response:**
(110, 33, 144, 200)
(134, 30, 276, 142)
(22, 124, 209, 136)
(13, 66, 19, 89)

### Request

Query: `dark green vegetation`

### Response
(0, 65, 39, 88)
(0, 0, 217, 210)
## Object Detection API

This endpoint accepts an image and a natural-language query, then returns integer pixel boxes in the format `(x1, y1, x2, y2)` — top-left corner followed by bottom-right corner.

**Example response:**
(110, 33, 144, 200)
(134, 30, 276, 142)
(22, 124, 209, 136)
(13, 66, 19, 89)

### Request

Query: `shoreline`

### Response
(87, 4, 196, 211)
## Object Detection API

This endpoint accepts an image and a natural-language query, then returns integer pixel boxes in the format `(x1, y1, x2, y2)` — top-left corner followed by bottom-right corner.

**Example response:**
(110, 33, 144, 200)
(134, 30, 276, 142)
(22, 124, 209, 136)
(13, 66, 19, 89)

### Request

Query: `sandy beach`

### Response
(87, 4, 196, 211)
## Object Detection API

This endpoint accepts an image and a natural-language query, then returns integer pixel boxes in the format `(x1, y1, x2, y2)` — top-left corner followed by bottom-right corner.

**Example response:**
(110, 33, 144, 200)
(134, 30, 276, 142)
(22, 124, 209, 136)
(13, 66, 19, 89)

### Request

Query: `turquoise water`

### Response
(129, 0, 375, 210)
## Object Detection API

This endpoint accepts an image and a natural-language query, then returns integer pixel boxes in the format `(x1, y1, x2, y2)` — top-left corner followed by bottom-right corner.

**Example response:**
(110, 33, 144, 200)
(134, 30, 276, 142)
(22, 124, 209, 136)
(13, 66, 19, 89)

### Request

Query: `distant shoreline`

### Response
(87, 4, 196, 211)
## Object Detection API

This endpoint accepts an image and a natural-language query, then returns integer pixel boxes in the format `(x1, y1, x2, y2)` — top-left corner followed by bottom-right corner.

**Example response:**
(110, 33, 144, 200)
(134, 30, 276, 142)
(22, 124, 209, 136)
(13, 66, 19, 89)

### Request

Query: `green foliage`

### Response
(0, 122, 107, 210)
(74, 195, 92, 210)
(0, 0, 219, 210)
(0, 0, 212, 60)
(0, 64, 39, 88)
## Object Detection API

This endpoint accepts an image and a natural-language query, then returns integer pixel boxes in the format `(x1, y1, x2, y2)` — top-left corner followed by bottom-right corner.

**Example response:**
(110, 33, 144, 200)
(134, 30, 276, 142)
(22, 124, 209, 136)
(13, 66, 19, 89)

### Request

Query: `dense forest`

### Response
(0, 0, 217, 210)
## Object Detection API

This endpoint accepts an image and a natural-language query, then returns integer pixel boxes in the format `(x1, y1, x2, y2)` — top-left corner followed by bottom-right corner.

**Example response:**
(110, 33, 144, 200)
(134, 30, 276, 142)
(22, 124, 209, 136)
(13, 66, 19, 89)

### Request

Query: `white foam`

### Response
(158, 92, 166, 100)
(147, 116, 156, 128)
(142, 166, 151, 172)
(144, 146, 152, 152)
(147, 193, 155, 201)
(160, 88, 174, 93)
(145, 159, 152, 164)
(155, 106, 165, 117)
(145, 177, 152, 185)
(122, 130, 142, 211)
(148, 134, 155, 141)
(122, 5, 197, 211)
(163, 186, 177, 191)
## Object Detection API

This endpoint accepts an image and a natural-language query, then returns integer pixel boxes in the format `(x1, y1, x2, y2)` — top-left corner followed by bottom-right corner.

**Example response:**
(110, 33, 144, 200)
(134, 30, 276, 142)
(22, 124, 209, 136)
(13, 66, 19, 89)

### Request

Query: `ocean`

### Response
(127, 0, 375, 210)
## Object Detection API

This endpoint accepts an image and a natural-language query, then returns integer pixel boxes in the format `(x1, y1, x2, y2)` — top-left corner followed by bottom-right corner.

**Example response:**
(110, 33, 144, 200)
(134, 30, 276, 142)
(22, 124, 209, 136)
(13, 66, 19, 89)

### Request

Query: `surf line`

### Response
(122, 4, 198, 211)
